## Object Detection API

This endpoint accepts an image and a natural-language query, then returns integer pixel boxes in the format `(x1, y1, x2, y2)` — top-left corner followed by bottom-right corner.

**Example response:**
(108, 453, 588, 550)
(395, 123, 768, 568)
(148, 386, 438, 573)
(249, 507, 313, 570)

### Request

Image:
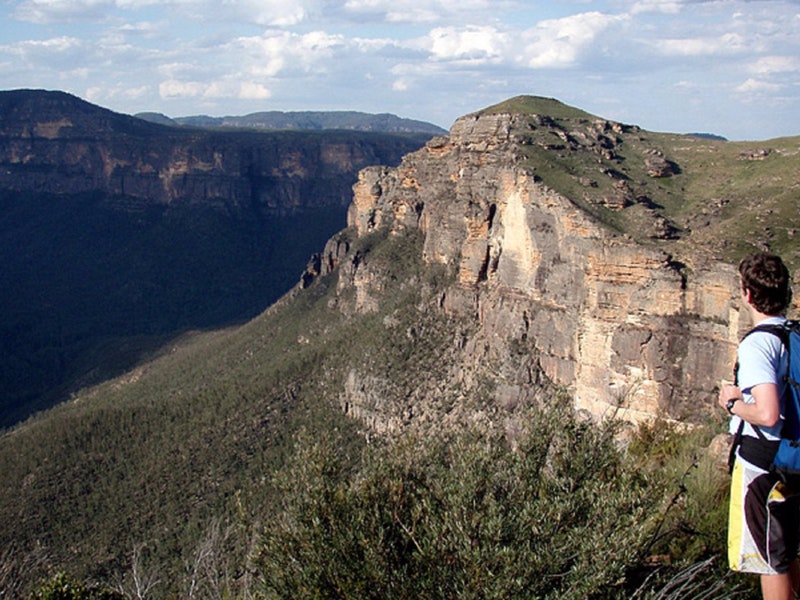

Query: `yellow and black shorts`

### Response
(729, 455, 800, 574)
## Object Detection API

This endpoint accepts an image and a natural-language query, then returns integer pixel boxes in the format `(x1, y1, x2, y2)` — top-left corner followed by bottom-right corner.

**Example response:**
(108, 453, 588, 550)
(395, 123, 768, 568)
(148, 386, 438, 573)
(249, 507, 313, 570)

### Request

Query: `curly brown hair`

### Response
(739, 252, 793, 316)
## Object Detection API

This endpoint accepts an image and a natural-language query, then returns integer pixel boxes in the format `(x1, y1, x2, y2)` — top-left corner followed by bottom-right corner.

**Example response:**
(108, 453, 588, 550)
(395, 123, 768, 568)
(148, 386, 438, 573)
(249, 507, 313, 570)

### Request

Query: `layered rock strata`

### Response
(0, 90, 431, 215)
(312, 111, 747, 428)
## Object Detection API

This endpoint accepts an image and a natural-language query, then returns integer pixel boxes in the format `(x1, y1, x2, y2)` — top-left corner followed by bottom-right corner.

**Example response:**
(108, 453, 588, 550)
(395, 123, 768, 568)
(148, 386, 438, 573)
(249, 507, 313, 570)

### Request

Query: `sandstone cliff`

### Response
(0, 90, 431, 216)
(304, 100, 775, 431)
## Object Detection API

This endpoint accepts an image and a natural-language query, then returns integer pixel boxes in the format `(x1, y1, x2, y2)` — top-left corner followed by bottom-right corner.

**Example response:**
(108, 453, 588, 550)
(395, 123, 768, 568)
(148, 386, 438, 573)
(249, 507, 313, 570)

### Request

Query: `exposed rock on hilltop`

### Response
(304, 97, 800, 428)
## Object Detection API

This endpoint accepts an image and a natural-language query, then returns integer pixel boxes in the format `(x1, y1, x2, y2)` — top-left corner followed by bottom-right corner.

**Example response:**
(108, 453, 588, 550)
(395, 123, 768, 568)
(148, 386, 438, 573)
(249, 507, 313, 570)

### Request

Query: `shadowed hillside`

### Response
(0, 89, 434, 427)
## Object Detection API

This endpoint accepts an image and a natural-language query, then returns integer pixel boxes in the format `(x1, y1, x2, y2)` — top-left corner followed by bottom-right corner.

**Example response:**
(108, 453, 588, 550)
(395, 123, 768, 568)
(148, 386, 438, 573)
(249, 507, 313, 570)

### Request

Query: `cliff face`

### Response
(0, 90, 430, 216)
(310, 108, 750, 430)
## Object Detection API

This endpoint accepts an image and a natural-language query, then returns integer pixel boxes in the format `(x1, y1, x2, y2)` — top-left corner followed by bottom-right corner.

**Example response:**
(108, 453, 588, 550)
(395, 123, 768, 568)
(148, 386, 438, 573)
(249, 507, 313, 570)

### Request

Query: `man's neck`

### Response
(751, 309, 782, 326)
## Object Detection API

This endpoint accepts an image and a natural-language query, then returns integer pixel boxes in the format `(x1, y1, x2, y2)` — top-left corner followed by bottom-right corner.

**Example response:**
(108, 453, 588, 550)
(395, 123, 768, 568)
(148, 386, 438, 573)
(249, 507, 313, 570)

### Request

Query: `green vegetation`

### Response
(27, 572, 121, 600)
(656, 135, 800, 269)
(4, 402, 745, 598)
(257, 398, 741, 599)
(0, 229, 439, 596)
(0, 88, 435, 428)
(0, 189, 349, 427)
(0, 221, 745, 599)
(0, 389, 740, 599)
(480, 95, 599, 121)
(475, 95, 800, 273)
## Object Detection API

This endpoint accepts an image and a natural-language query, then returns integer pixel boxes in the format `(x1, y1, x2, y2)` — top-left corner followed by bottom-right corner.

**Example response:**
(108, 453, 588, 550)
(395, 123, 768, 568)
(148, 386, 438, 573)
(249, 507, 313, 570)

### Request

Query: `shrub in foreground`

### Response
(257, 398, 717, 599)
(28, 572, 121, 600)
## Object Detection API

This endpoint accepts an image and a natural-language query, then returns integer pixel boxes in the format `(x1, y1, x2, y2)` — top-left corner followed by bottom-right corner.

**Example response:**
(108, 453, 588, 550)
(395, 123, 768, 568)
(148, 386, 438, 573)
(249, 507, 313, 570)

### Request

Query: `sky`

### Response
(1, 0, 799, 141)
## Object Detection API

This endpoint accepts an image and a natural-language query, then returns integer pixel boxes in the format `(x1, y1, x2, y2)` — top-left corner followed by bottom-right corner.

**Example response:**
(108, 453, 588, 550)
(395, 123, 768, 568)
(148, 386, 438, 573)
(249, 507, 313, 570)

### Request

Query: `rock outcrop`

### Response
(307, 107, 753, 430)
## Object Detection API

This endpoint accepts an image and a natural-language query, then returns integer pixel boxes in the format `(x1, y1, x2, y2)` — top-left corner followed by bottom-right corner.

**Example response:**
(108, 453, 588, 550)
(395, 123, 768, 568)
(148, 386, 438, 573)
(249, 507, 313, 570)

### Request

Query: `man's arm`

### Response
(719, 382, 781, 427)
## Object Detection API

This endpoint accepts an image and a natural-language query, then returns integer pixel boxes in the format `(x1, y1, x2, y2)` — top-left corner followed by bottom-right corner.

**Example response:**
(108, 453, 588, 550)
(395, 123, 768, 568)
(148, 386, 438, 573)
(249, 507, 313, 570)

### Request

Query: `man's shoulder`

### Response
(745, 317, 789, 342)
(739, 321, 788, 362)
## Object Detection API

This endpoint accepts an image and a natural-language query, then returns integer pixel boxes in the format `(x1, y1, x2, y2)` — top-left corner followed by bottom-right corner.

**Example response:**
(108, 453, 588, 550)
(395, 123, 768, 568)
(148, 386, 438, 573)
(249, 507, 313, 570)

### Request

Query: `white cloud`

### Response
(653, 32, 748, 56)
(425, 26, 508, 61)
(630, 0, 684, 15)
(3, 0, 800, 139)
(520, 12, 625, 69)
(114, 0, 165, 6)
(749, 55, 800, 75)
(220, 0, 320, 26)
(628, 0, 744, 16)
(350, 37, 396, 52)
(158, 78, 271, 101)
(63, 66, 91, 80)
(736, 78, 783, 94)
(12, 0, 318, 26)
(343, 0, 499, 24)
(86, 83, 150, 104)
(149, 28, 343, 105)
(238, 81, 272, 99)
(409, 11, 628, 70)
(385, 8, 440, 24)
(230, 30, 344, 78)
(733, 75, 793, 113)
(159, 79, 205, 98)
(157, 62, 198, 79)
(1, 35, 89, 68)
(346, 0, 440, 23)
(116, 21, 164, 37)
(85, 86, 105, 102)
(13, 0, 117, 23)
(13, 35, 84, 53)
(122, 85, 150, 98)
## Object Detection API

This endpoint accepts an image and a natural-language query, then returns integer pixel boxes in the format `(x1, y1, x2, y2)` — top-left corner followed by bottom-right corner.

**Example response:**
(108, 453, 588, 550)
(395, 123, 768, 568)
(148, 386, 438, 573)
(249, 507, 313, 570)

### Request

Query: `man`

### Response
(719, 252, 800, 600)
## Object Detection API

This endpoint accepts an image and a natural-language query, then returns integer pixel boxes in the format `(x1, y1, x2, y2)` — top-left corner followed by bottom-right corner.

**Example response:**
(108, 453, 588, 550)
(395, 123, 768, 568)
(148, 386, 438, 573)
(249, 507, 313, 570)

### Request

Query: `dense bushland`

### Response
(256, 400, 746, 600)
(12, 404, 748, 599)
(0, 189, 349, 427)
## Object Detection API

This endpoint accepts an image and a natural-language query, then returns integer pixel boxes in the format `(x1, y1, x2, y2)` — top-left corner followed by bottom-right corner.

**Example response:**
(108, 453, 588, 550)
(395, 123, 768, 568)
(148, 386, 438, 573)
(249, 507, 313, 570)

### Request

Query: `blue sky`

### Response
(1, 0, 799, 140)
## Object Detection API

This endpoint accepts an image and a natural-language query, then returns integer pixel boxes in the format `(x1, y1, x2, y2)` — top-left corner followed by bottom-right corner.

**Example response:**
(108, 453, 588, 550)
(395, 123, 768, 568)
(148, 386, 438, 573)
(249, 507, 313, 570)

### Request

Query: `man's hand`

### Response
(718, 382, 781, 427)
(718, 383, 741, 411)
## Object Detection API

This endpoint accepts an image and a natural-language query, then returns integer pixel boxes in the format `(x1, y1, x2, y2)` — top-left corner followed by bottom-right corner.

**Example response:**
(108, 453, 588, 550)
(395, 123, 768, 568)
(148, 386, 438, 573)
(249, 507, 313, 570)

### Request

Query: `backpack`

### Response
(728, 319, 800, 485)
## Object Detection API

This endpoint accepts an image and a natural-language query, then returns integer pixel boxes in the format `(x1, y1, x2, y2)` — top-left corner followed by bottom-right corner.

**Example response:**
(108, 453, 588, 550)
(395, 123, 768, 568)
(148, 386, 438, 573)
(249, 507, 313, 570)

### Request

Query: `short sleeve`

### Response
(734, 326, 789, 440)
(737, 330, 785, 392)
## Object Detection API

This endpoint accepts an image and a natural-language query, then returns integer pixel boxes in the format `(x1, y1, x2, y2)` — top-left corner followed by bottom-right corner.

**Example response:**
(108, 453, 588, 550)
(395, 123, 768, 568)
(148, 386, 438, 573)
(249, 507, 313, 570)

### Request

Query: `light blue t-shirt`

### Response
(730, 316, 789, 440)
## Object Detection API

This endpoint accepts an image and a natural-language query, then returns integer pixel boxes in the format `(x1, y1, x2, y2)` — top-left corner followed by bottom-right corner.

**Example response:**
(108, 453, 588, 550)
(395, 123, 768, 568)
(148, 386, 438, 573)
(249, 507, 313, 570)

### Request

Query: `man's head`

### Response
(739, 252, 793, 316)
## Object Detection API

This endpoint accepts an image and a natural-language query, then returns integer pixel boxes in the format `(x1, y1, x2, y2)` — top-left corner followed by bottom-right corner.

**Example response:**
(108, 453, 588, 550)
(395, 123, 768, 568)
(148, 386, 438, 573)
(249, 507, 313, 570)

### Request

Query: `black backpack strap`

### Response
(728, 419, 745, 474)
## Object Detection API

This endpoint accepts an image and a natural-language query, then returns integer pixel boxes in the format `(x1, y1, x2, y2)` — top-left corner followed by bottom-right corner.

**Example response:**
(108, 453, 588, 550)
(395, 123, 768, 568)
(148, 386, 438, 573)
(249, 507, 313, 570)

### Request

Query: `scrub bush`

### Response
(258, 397, 671, 599)
(28, 572, 121, 600)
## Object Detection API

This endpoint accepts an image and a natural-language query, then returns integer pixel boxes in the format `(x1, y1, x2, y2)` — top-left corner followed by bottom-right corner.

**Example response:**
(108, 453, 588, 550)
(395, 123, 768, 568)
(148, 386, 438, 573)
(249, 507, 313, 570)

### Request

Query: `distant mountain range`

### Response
(135, 109, 448, 134)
